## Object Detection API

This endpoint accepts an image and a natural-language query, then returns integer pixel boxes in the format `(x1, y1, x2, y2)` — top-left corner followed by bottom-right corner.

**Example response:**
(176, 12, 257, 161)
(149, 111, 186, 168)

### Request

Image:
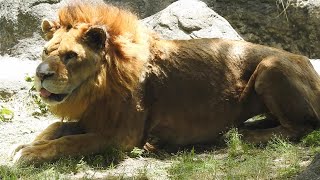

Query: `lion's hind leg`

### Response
(242, 56, 320, 144)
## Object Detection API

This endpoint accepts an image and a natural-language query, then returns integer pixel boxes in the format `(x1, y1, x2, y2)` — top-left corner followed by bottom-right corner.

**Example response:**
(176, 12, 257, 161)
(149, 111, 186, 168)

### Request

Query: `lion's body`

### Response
(12, 2, 320, 164)
(144, 38, 320, 145)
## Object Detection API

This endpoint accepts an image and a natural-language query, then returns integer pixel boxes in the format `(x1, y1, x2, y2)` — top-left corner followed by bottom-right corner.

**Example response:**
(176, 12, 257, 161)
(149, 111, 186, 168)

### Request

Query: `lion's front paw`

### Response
(10, 143, 31, 160)
(12, 140, 56, 166)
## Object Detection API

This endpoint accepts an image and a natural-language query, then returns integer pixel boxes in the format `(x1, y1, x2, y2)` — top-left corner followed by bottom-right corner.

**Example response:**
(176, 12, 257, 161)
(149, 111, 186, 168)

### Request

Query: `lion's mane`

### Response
(50, 2, 152, 120)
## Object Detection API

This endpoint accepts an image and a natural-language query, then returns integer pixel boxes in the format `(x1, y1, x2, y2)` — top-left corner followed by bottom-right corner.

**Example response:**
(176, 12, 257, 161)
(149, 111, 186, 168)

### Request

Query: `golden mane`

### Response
(58, 2, 140, 43)
(50, 2, 152, 119)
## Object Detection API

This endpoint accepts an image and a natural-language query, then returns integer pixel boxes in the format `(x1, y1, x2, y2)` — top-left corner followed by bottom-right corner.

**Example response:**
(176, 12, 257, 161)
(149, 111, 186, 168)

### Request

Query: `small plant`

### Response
(24, 74, 34, 82)
(30, 93, 49, 117)
(267, 136, 293, 153)
(302, 130, 320, 147)
(0, 105, 14, 122)
(25, 74, 49, 117)
(101, 147, 126, 166)
(130, 147, 145, 158)
(266, 136, 302, 178)
(169, 148, 220, 180)
(225, 128, 248, 157)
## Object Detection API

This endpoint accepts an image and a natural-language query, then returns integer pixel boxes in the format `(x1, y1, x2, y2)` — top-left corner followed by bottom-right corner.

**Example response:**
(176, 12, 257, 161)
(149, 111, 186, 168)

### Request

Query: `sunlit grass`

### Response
(0, 129, 317, 179)
(169, 128, 309, 180)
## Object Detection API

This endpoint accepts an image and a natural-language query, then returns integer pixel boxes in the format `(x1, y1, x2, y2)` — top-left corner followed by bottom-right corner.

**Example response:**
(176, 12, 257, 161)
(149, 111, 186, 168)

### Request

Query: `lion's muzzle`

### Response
(35, 60, 69, 103)
(36, 61, 55, 81)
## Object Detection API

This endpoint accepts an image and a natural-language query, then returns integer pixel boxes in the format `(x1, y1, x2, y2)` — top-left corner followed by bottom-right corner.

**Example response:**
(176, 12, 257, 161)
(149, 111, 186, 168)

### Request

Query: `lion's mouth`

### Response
(40, 88, 68, 102)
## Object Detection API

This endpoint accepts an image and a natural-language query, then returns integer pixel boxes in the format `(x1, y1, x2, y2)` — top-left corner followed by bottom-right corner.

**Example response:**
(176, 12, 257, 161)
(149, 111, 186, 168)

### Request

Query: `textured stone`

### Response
(0, 0, 60, 60)
(212, 0, 320, 58)
(142, 0, 242, 40)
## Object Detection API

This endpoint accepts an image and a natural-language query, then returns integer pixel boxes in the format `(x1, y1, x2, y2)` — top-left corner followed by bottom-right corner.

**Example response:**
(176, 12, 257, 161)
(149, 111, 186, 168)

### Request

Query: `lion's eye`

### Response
(64, 52, 77, 63)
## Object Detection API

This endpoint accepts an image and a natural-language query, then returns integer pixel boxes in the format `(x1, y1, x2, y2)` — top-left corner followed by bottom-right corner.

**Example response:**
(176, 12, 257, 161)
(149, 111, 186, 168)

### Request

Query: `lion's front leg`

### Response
(12, 121, 84, 158)
(13, 133, 108, 165)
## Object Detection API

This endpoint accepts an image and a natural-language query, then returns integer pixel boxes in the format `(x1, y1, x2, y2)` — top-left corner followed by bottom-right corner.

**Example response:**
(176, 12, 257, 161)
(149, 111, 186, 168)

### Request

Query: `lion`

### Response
(12, 2, 320, 164)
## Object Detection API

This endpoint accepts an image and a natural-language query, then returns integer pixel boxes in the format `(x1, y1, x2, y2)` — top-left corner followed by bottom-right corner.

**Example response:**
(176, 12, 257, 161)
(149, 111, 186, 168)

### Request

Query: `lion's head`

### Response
(36, 2, 151, 119)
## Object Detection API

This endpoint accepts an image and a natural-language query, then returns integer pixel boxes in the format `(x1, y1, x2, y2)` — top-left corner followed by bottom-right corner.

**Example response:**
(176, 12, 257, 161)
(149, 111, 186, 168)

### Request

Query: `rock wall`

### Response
(212, 0, 320, 58)
(0, 0, 60, 60)
(1, 0, 320, 60)
(105, 0, 320, 58)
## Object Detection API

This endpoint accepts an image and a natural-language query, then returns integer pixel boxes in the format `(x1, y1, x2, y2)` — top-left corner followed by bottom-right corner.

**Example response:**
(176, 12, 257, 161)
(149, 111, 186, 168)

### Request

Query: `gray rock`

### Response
(211, 0, 320, 58)
(142, 0, 242, 41)
(296, 153, 320, 180)
(3, 0, 320, 60)
(103, 0, 320, 58)
(0, 0, 60, 60)
(105, 0, 176, 18)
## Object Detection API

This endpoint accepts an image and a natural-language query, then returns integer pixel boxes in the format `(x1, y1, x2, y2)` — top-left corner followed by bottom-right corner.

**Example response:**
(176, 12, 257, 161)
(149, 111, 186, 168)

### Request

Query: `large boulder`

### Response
(0, 0, 60, 60)
(105, 0, 176, 18)
(110, 0, 320, 58)
(142, 0, 242, 40)
(2, 0, 320, 59)
(212, 0, 320, 58)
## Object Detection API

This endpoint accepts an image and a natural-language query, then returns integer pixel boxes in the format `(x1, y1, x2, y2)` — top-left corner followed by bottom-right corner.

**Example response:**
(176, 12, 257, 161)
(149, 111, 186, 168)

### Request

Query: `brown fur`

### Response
(12, 2, 320, 165)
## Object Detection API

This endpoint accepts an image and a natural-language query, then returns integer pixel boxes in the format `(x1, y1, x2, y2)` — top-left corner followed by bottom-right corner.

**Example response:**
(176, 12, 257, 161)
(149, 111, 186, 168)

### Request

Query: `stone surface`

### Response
(0, 0, 60, 60)
(296, 153, 320, 180)
(104, 0, 320, 58)
(142, 0, 242, 40)
(2, 0, 320, 60)
(212, 0, 320, 58)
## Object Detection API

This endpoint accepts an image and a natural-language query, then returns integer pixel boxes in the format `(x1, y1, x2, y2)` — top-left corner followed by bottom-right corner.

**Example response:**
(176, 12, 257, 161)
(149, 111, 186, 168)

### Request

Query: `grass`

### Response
(169, 128, 311, 180)
(24, 74, 49, 117)
(0, 105, 14, 122)
(302, 130, 320, 147)
(1, 129, 317, 179)
(0, 147, 126, 180)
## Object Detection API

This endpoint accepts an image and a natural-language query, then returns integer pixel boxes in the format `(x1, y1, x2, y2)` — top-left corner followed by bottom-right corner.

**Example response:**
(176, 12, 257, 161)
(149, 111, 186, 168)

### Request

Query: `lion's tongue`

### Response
(40, 88, 52, 98)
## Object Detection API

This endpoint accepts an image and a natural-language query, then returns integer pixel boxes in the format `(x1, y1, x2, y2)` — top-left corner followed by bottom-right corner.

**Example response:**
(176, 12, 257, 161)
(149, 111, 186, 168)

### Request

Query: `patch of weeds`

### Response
(0, 147, 127, 179)
(79, 147, 126, 169)
(24, 74, 34, 83)
(30, 93, 48, 117)
(224, 128, 249, 157)
(0, 164, 64, 180)
(169, 131, 306, 179)
(130, 147, 145, 158)
(302, 130, 320, 147)
(223, 150, 270, 179)
(102, 147, 126, 167)
(0, 105, 14, 122)
(169, 148, 220, 180)
(25, 74, 48, 117)
(266, 136, 302, 178)
(0, 165, 19, 179)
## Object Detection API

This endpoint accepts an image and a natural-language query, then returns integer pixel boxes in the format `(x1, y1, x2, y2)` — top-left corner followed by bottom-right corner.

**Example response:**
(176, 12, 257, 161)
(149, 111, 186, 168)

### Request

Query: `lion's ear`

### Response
(41, 19, 58, 40)
(41, 19, 54, 33)
(83, 25, 108, 50)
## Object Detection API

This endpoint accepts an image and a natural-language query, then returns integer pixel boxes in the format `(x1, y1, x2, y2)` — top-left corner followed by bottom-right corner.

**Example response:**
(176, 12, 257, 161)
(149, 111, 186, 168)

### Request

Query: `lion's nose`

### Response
(36, 62, 55, 81)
